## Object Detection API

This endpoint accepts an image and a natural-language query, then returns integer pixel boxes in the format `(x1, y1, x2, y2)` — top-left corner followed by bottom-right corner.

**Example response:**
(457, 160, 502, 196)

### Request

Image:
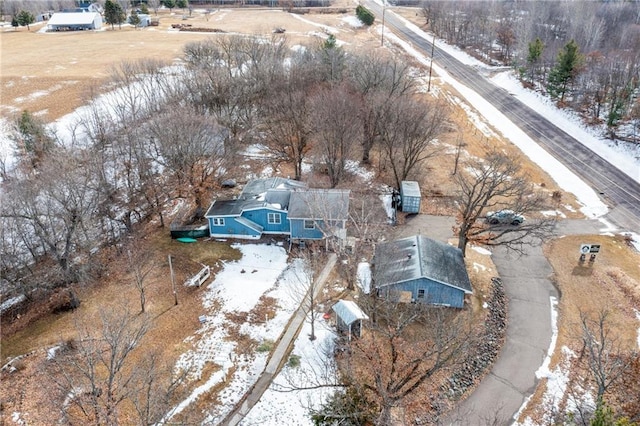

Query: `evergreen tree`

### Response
(104, 0, 126, 30)
(129, 10, 141, 28)
(176, 0, 188, 10)
(547, 39, 583, 102)
(163, 0, 176, 12)
(11, 16, 18, 30)
(356, 5, 375, 26)
(526, 37, 544, 83)
(139, 3, 150, 14)
(16, 10, 35, 31)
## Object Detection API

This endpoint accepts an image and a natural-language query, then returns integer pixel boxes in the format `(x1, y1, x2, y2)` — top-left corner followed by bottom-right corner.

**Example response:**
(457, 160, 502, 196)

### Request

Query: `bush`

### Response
(355, 5, 375, 26)
(256, 339, 274, 353)
(287, 354, 301, 368)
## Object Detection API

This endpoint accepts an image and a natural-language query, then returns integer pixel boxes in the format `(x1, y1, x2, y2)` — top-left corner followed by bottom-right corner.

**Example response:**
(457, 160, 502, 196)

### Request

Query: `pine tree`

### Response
(547, 39, 582, 103)
(104, 0, 126, 30)
(163, 0, 176, 12)
(129, 10, 141, 28)
(16, 10, 35, 31)
(526, 38, 544, 83)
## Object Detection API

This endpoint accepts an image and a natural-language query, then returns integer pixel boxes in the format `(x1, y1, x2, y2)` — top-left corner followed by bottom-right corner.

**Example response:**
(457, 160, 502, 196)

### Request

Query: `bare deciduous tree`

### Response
(310, 83, 360, 188)
(343, 301, 474, 425)
(289, 252, 323, 341)
(148, 105, 227, 209)
(49, 308, 150, 425)
(579, 310, 631, 412)
(348, 55, 415, 164)
(1, 152, 100, 285)
(378, 96, 448, 189)
(454, 150, 556, 257)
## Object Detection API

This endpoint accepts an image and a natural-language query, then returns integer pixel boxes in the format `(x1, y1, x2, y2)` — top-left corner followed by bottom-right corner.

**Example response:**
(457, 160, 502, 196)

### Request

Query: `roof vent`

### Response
(407, 253, 412, 259)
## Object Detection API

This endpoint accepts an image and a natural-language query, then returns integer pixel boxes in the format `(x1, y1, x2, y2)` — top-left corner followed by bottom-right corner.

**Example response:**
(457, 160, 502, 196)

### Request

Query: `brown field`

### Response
(517, 234, 640, 422)
(1, 3, 638, 425)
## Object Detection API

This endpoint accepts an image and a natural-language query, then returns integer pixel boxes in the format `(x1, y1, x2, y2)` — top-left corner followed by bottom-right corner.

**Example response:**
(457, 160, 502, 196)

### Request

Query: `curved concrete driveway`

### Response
(394, 215, 606, 425)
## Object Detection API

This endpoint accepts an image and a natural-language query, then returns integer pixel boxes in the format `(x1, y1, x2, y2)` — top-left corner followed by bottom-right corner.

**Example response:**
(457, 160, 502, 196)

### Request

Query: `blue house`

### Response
(373, 235, 472, 308)
(205, 178, 350, 247)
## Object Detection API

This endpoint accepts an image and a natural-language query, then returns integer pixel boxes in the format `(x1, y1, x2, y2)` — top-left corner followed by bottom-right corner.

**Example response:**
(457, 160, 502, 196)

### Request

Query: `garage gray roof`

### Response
(288, 189, 350, 220)
(205, 177, 306, 217)
(374, 235, 472, 293)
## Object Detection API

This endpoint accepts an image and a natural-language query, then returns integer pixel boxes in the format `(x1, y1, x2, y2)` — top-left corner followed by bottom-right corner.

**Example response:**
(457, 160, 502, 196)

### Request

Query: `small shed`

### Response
(131, 13, 151, 27)
(332, 300, 368, 340)
(400, 181, 421, 213)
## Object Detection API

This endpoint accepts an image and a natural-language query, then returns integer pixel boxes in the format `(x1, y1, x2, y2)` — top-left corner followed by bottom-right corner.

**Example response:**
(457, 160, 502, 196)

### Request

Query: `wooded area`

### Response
(422, 0, 640, 140)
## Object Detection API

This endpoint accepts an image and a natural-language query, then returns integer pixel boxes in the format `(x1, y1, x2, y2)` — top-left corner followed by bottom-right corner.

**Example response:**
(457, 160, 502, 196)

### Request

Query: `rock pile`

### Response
(446, 277, 508, 398)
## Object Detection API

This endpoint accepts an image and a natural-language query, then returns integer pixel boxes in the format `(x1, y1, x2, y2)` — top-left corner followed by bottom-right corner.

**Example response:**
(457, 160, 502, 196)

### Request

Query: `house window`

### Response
(417, 289, 425, 299)
(304, 220, 315, 230)
(268, 213, 281, 225)
(213, 217, 225, 226)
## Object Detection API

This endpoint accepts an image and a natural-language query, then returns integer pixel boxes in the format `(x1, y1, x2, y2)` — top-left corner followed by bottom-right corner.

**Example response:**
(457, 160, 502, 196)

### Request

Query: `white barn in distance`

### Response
(47, 12, 102, 31)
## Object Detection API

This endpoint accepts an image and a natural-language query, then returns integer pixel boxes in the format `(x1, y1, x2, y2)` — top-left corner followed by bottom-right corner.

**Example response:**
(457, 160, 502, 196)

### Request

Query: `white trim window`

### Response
(417, 289, 425, 299)
(304, 219, 315, 230)
(268, 212, 281, 225)
(213, 217, 225, 226)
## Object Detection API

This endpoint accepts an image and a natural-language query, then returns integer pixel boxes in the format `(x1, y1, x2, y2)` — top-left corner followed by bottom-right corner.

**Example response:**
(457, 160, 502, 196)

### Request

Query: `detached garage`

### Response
(47, 12, 102, 31)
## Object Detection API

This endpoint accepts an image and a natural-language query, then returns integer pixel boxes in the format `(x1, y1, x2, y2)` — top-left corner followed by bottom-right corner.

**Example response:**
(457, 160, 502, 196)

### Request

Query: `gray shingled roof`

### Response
(205, 177, 306, 217)
(374, 235, 472, 294)
(288, 189, 350, 220)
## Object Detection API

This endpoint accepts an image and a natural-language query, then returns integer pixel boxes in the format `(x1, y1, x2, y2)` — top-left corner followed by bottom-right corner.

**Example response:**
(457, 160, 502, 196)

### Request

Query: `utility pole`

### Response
(168, 254, 178, 306)
(380, 1, 386, 46)
(427, 32, 436, 92)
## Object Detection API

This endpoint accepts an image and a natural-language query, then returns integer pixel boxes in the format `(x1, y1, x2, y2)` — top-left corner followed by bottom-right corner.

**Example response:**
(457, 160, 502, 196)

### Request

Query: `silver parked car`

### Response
(486, 210, 525, 225)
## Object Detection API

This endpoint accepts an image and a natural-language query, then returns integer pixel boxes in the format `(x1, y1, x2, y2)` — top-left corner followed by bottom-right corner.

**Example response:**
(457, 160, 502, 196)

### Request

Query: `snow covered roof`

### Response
(374, 235, 472, 294)
(48, 12, 100, 26)
(332, 300, 368, 326)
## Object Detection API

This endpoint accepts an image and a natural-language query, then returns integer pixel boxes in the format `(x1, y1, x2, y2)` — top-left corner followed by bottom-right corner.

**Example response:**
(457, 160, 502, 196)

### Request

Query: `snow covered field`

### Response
(160, 244, 336, 424)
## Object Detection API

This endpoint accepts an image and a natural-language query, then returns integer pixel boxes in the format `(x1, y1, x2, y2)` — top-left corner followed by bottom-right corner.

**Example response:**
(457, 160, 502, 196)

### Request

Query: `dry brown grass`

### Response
(516, 235, 640, 422)
(1, 4, 624, 424)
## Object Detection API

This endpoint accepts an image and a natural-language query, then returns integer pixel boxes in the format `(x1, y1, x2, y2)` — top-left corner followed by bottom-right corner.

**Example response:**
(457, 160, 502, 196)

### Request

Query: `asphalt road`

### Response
(367, 1, 640, 233)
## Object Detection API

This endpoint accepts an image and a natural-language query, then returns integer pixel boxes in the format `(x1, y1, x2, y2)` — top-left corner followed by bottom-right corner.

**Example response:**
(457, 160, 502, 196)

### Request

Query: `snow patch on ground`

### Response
(166, 244, 293, 422)
(541, 210, 567, 218)
(291, 13, 340, 34)
(0, 117, 16, 174)
(11, 411, 26, 425)
(357, 262, 371, 294)
(471, 245, 492, 256)
(473, 262, 487, 272)
(342, 15, 363, 28)
(345, 160, 374, 182)
(241, 319, 337, 424)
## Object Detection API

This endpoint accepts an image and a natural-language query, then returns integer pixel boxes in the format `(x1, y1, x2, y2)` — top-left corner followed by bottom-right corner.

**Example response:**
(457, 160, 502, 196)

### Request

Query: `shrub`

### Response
(256, 339, 274, 353)
(287, 354, 301, 368)
(355, 5, 375, 26)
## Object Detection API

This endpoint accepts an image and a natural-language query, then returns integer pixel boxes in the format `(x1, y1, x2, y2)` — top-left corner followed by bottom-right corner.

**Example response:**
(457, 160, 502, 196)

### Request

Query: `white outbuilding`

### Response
(47, 12, 102, 31)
